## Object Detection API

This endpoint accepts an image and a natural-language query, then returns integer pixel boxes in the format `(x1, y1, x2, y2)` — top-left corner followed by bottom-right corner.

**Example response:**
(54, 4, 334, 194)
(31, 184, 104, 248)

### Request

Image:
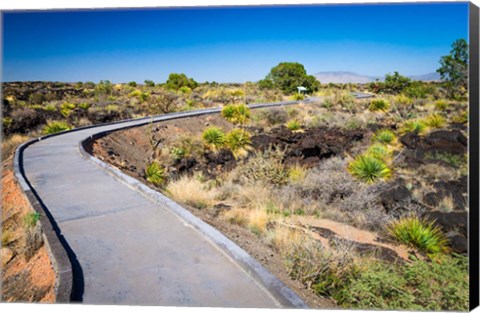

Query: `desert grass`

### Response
(166, 175, 217, 209)
(1, 134, 31, 160)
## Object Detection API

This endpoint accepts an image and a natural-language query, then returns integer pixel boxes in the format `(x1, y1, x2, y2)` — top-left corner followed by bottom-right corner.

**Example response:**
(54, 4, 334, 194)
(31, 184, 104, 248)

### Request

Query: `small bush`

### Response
(286, 119, 302, 131)
(60, 102, 76, 117)
(144, 80, 155, 87)
(202, 127, 226, 151)
(167, 175, 216, 209)
(288, 164, 306, 183)
(225, 129, 251, 158)
(23, 212, 40, 228)
(373, 129, 396, 144)
(221, 103, 251, 125)
(43, 121, 72, 135)
(366, 143, 391, 161)
(387, 216, 449, 254)
(145, 162, 166, 186)
(369, 99, 390, 112)
(435, 99, 448, 110)
(291, 93, 305, 101)
(452, 110, 468, 124)
(236, 149, 289, 186)
(128, 81, 137, 87)
(394, 94, 413, 106)
(78, 102, 90, 110)
(424, 113, 446, 129)
(399, 119, 427, 135)
(348, 154, 391, 183)
(261, 108, 289, 125)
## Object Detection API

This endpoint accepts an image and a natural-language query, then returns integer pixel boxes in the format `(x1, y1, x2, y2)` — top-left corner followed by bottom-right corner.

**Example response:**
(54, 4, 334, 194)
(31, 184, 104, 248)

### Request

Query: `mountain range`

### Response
(314, 71, 441, 84)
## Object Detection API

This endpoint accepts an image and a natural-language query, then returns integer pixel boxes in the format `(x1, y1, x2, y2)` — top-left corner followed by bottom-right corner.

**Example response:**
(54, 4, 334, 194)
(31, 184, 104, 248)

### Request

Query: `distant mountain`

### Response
(314, 71, 441, 84)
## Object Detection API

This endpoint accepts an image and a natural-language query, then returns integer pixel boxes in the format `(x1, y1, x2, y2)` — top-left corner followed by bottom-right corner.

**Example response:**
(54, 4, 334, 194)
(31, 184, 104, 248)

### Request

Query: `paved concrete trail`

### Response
(19, 99, 321, 307)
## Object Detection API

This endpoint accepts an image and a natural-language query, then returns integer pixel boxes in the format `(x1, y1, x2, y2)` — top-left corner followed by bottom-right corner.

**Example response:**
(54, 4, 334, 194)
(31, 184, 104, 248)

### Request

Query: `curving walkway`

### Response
(15, 99, 323, 307)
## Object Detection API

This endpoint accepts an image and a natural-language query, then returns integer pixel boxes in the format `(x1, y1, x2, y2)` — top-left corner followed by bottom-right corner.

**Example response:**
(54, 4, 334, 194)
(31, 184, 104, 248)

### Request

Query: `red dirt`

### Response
(1, 157, 56, 303)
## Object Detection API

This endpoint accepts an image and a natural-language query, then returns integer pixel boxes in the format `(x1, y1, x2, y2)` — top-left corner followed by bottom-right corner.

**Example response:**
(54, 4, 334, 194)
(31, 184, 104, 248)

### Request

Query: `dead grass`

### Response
(2, 134, 31, 161)
(166, 175, 217, 209)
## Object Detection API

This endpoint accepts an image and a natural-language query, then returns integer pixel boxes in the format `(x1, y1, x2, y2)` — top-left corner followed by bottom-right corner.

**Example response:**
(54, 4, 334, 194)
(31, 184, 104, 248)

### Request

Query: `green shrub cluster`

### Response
(43, 121, 73, 134)
(145, 162, 166, 186)
(221, 103, 251, 125)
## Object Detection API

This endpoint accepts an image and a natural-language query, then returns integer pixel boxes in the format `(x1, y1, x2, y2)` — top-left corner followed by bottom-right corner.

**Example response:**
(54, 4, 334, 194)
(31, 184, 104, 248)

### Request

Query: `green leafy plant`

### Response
(23, 212, 40, 228)
(225, 129, 251, 158)
(145, 162, 166, 186)
(43, 121, 73, 135)
(286, 119, 302, 131)
(435, 100, 448, 110)
(374, 129, 396, 144)
(291, 93, 305, 101)
(387, 216, 449, 254)
(399, 119, 427, 135)
(366, 143, 391, 161)
(221, 104, 251, 125)
(348, 154, 391, 183)
(424, 113, 446, 128)
(369, 99, 390, 112)
(202, 127, 226, 151)
(60, 102, 76, 117)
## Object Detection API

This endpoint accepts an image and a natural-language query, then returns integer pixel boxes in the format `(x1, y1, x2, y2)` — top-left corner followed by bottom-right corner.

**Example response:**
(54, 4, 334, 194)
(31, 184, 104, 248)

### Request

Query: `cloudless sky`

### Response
(2, 2, 469, 83)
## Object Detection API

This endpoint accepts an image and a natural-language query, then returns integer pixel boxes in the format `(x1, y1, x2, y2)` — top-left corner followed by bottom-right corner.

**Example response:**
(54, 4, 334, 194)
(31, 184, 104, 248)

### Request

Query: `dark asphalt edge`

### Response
(12, 98, 318, 305)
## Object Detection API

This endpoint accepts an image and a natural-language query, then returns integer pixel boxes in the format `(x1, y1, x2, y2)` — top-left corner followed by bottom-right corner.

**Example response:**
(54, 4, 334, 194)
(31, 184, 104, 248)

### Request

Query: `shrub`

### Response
(221, 103, 251, 125)
(60, 102, 76, 117)
(225, 129, 251, 158)
(366, 143, 391, 161)
(369, 99, 390, 112)
(387, 216, 448, 254)
(373, 129, 396, 144)
(291, 93, 305, 101)
(348, 154, 391, 183)
(286, 119, 302, 131)
(399, 119, 427, 135)
(128, 81, 137, 87)
(435, 100, 448, 110)
(179, 86, 192, 94)
(128, 89, 142, 98)
(23, 212, 40, 228)
(165, 73, 198, 90)
(288, 164, 306, 183)
(424, 113, 446, 128)
(452, 110, 468, 124)
(202, 127, 226, 150)
(145, 162, 166, 186)
(236, 149, 289, 186)
(78, 102, 90, 110)
(261, 108, 289, 125)
(394, 94, 413, 106)
(43, 121, 72, 134)
(144, 80, 155, 87)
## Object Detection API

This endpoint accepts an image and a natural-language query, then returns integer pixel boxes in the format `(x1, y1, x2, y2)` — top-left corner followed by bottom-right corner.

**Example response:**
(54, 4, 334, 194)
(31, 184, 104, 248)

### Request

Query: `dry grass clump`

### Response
(2, 134, 30, 160)
(233, 149, 289, 186)
(166, 175, 217, 209)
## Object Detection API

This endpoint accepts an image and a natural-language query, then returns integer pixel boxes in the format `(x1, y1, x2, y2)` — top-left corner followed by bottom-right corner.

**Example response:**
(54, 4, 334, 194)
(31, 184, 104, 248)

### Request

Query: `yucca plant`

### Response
(286, 119, 302, 131)
(42, 121, 72, 135)
(399, 119, 427, 135)
(225, 129, 252, 158)
(373, 129, 396, 144)
(348, 154, 391, 183)
(145, 162, 166, 186)
(369, 99, 390, 112)
(221, 103, 251, 125)
(435, 100, 448, 111)
(202, 127, 225, 151)
(60, 102, 76, 117)
(387, 216, 449, 254)
(424, 113, 446, 129)
(366, 143, 391, 161)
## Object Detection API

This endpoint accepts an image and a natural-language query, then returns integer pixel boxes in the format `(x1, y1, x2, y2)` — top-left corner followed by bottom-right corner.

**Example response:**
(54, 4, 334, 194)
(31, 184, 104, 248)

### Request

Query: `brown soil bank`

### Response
(1, 157, 56, 302)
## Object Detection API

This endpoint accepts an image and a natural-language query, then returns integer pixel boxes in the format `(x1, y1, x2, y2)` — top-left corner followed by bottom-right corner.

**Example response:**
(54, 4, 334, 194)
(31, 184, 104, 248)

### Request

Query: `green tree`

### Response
(437, 39, 468, 97)
(144, 79, 155, 87)
(165, 73, 198, 90)
(383, 71, 411, 94)
(259, 62, 320, 94)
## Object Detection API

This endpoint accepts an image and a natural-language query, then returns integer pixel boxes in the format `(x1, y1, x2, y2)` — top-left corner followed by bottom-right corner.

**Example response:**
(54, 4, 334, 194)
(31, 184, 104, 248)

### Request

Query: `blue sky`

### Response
(2, 2, 469, 83)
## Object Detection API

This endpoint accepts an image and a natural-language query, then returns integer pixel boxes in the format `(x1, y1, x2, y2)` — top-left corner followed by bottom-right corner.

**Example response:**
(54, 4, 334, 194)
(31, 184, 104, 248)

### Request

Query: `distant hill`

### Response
(314, 71, 441, 84)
